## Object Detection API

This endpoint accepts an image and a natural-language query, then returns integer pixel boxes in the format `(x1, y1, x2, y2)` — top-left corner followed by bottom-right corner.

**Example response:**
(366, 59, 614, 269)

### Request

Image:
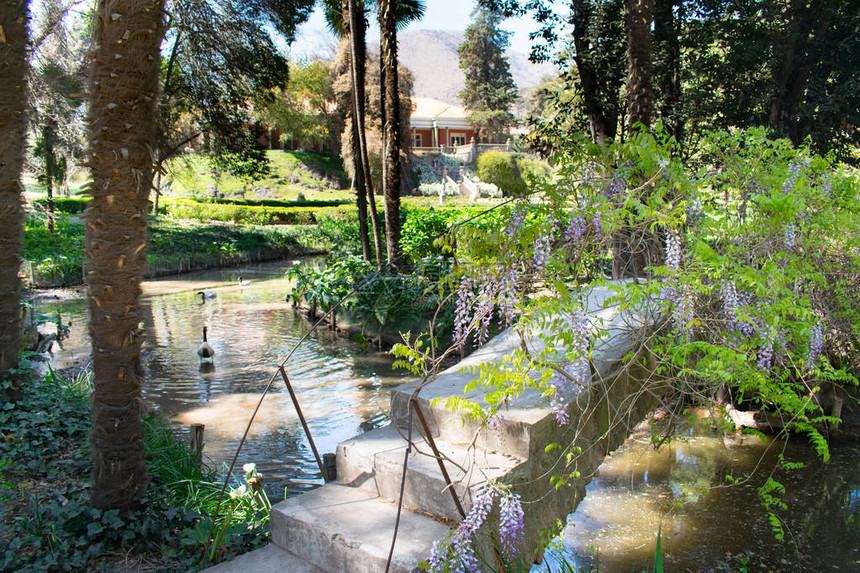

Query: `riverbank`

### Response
(23, 216, 330, 288)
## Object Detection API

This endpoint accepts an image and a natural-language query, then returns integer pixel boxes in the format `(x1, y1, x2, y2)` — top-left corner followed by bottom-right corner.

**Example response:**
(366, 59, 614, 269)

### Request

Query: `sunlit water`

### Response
(537, 421, 859, 572)
(33, 269, 859, 568)
(35, 260, 406, 500)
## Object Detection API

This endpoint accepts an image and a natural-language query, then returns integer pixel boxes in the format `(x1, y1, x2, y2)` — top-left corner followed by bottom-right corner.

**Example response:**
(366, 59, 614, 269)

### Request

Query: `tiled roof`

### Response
(411, 97, 470, 121)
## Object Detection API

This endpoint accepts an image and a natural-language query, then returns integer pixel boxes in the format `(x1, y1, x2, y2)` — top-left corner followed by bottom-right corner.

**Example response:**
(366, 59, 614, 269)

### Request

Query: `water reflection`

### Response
(38, 260, 406, 500)
(538, 421, 859, 572)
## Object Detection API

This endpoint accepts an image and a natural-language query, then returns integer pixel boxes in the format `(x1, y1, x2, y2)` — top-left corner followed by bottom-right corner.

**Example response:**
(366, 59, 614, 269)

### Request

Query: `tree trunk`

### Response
(86, 0, 165, 511)
(572, 0, 619, 144)
(346, 0, 383, 269)
(341, 1, 371, 262)
(625, 0, 654, 131)
(379, 0, 402, 269)
(768, 0, 831, 144)
(44, 116, 57, 233)
(0, 0, 28, 376)
(653, 0, 682, 144)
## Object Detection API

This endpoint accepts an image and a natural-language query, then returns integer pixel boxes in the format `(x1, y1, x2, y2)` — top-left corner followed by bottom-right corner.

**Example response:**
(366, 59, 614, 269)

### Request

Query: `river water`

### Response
(36, 260, 406, 500)
(537, 419, 859, 572)
(35, 264, 858, 569)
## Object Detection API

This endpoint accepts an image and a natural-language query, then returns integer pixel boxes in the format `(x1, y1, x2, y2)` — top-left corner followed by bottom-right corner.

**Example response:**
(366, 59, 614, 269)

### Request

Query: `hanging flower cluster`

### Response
(427, 485, 525, 573)
(453, 266, 520, 350)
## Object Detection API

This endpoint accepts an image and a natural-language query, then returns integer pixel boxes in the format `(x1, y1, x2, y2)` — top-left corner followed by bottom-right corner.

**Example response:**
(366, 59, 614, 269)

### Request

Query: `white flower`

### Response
(243, 462, 256, 474)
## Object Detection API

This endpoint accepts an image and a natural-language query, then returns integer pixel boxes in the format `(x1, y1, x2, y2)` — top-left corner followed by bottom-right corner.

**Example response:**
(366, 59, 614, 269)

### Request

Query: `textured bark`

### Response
(625, 0, 654, 130)
(0, 0, 28, 375)
(86, 0, 165, 510)
(572, 0, 619, 144)
(342, 1, 371, 262)
(768, 0, 831, 144)
(346, 0, 383, 269)
(653, 0, 682, 143)
(43, 117, 57, 233)
(379, 0, 402, 268)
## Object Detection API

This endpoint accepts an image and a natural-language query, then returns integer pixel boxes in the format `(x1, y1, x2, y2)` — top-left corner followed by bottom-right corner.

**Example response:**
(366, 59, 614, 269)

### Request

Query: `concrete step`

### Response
(390, 284, 642, 460)
(270, 483, 451, 573)
(198, 543, 324, 573)
(336, 423, 525, 521)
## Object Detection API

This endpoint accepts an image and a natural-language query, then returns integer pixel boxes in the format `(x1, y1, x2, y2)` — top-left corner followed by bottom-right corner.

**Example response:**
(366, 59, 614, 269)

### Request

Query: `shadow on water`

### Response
(36, 260, 406, 501)
(537, 418, 859, 572)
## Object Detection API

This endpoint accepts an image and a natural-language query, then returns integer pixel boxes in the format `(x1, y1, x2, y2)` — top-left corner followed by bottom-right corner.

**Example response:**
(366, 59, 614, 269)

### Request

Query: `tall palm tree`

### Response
(0, 0, 29, 376)
(344, 0, 383, 267)
(86, 0, 166, 510)
(378, 0, 402, 267)
(324, 0, 423, 268)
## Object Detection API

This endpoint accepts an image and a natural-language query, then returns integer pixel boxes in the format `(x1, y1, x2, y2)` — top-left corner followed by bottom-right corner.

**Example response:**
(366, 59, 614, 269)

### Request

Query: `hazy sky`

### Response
(290, 0, 546, 59)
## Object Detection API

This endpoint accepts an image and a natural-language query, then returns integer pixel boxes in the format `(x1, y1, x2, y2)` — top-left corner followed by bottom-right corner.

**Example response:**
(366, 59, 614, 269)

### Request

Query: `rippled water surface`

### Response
(39, 260, 406, 499)
(538, 421, 859, 572)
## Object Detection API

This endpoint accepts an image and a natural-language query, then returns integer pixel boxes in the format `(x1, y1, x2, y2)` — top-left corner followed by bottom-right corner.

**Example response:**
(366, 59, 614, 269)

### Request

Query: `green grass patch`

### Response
(166, 150, 350, 200)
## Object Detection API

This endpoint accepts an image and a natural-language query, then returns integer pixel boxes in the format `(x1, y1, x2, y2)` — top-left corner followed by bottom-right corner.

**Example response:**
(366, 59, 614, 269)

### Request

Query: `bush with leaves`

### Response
(396, 127, 859, 568)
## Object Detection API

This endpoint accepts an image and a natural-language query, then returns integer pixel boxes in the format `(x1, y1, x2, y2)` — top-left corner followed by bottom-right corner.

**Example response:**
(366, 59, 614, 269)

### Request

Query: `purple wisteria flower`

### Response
(498, 266, 518, 328)
(591, 210, 603, 236)
(499, 492, 525, 561)
(454, 277, 476, 349)
(784, 223, 798, 249)
(533, 230, 553, 275)
(666, 230, 681, 271)
(807, 322, 824, 369)
(459, 485, 495, 538)
(476, 277, 496, 346)
(568, 308, 591, 385)
(686, 198, 703, 227)
(506, 206, 525, 238)
(758, 331, 774, 372)
(564, 212, 586, 249)
(782, 158, 810, 193)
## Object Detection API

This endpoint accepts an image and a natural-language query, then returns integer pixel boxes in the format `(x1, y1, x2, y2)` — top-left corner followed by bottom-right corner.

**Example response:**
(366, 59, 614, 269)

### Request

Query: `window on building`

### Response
(451, 134, 466, 146)
(413, 133, 422, 147)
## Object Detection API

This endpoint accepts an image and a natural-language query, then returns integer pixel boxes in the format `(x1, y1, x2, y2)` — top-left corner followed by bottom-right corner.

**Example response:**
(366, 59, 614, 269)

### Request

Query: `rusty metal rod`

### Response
(279, 366, 329, 482)
(412, 399, 467, 519)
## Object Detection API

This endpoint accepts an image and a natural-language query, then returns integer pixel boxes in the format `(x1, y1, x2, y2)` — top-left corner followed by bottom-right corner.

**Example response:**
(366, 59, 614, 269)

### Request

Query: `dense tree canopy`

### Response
(457, 5, 519, 142)
(485, 0, 860, 160)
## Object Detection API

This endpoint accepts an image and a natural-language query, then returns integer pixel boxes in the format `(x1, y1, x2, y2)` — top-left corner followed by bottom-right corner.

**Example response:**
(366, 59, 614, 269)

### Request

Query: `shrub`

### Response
(476, 151, 526, 196)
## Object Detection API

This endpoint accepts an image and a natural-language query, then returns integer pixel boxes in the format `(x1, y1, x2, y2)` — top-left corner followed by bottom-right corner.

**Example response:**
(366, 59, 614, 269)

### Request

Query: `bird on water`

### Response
(197, 327, 215, 362)
(197, 289, 216, 302)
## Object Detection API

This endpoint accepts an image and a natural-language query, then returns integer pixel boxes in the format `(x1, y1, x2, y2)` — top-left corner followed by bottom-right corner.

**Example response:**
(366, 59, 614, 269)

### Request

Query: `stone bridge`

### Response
(204, 284, 662, 573)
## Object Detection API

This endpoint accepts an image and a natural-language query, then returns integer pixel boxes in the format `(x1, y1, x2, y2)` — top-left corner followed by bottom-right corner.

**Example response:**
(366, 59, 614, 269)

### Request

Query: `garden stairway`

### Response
(202, 284, 660, 573)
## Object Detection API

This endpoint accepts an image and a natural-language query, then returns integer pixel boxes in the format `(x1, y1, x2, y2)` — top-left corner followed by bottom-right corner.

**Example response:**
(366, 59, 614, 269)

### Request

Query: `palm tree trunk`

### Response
(86, 0, 165, 510)
(0, 0, 28, 376)
(346, 0, 383, 269)
(625, 0, 654, 131)
(379, 0, 402, 269)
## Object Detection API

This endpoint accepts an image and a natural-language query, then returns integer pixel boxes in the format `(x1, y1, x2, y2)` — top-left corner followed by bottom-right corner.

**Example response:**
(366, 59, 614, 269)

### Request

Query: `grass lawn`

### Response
(166, 150, 352, 201)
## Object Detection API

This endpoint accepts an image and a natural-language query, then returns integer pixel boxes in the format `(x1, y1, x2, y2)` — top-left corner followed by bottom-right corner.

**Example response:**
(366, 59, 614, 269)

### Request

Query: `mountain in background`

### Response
(395, 30, 556, 108)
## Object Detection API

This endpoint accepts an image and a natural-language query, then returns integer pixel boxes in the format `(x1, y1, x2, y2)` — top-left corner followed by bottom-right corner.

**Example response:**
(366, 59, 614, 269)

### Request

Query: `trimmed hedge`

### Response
(161, 198, 358, 226)
(31, 197, 90, 214)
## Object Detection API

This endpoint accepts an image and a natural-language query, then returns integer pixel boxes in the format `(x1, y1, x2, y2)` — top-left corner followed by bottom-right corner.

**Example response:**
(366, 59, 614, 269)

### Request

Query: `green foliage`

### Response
(0, 365, 272, 571)
(165, 150, 349, 199)
(475, 151, 551, 196)
(23, 213, 84, 286)
(288, 255, 440, 333)
(254, 59, 336, 150)
(396, 128, 859, 557)
(32, 197, 89, 213)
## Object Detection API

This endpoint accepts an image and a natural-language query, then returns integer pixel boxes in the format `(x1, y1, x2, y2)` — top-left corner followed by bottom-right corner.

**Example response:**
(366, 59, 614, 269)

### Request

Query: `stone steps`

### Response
(202, 282, 652, 573)
(335, 423, 525, 521)
(270, 483, 450, 573)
